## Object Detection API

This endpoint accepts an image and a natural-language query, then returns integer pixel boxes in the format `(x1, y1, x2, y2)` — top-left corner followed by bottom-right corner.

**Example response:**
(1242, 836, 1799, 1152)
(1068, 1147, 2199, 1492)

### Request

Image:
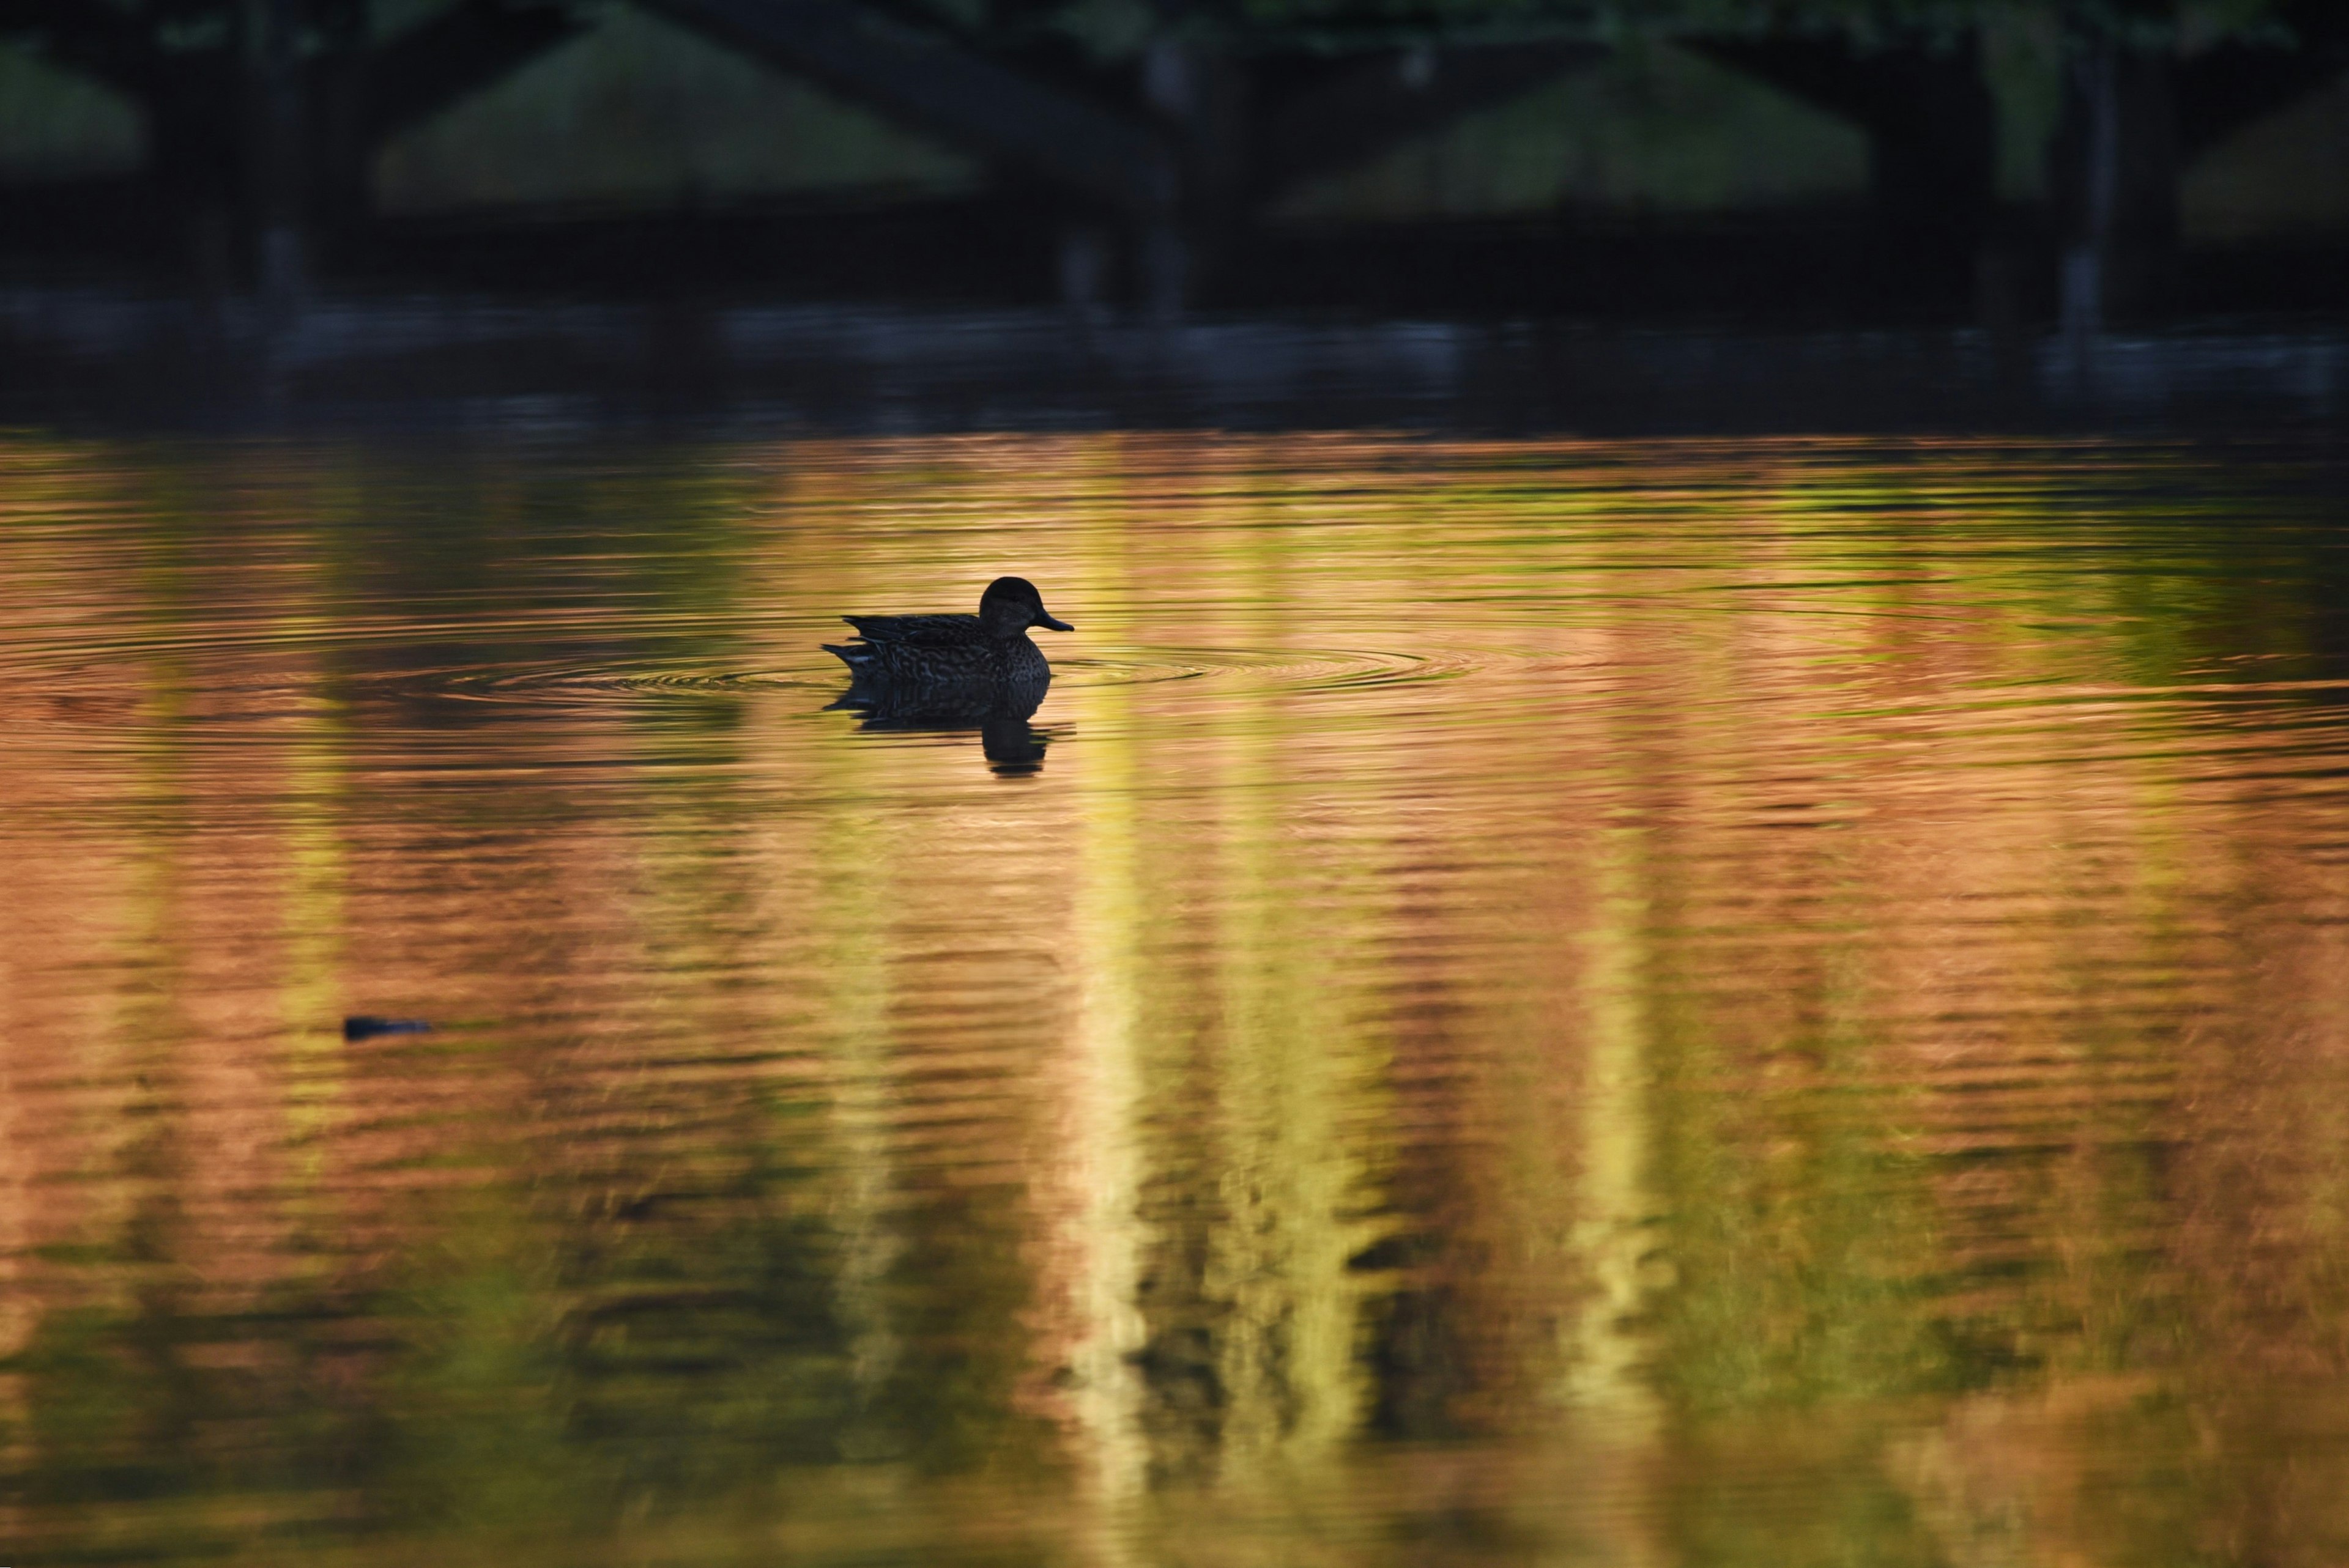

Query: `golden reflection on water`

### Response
(0, 432, 2346, 1564)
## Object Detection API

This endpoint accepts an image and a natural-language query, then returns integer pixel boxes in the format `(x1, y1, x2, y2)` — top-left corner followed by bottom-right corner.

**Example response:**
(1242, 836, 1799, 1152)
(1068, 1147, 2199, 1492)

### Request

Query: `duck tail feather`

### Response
(822, 643, 869, 669)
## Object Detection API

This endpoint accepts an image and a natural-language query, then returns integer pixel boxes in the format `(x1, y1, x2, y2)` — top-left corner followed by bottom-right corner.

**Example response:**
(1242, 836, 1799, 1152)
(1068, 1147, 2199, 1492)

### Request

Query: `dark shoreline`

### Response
(3, 283, 2345, 437)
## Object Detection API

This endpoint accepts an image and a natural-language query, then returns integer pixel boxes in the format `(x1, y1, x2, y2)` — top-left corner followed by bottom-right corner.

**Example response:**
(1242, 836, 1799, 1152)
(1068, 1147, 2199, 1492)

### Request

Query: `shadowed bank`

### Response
(2, 0, 2347, 333)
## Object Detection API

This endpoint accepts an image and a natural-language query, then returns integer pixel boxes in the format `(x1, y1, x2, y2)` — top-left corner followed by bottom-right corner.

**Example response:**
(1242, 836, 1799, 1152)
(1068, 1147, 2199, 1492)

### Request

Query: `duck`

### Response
(823, 576, 1074, 721)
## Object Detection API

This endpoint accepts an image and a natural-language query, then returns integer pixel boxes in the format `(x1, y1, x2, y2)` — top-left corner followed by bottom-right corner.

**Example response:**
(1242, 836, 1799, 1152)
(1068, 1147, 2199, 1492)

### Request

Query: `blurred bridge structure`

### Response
(1, 0, 2345, 323)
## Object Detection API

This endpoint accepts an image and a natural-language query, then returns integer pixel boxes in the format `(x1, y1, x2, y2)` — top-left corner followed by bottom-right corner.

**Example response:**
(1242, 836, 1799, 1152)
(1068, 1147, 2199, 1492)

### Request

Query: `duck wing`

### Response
(841, 613, 987, 646)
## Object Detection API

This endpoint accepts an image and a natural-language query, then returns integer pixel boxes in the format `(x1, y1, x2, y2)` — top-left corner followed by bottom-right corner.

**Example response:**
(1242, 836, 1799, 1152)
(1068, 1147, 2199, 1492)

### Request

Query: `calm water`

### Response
(2, 431, 2347, 1566)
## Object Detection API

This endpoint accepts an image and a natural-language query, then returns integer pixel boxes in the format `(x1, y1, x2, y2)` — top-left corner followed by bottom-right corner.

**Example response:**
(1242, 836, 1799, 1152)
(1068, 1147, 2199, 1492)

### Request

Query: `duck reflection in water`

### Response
(823, 576, 1073, 775)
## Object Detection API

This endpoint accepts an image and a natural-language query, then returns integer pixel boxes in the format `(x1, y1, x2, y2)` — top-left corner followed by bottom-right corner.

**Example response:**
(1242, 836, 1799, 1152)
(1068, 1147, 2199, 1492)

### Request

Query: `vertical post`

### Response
(142, 49, 243, 297)
(2059, 39, 2116, 344)
(1058, 223, 1113, 322)
(1975, 6, 2060, 352)
(1135, 37, 1245, 320)
(1139, 222, 1187, 324)
(247, 0, 307, 320)
(1867, 37, 1999, 320)
(2054, 35, 2178, 339)
(305, 0, 375, 261)
(1139, 39, 1193, 321)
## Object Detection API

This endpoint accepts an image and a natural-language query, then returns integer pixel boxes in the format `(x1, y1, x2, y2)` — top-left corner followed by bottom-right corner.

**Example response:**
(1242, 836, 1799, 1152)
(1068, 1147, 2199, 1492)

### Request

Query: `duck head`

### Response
(979, 576, 1075, 640)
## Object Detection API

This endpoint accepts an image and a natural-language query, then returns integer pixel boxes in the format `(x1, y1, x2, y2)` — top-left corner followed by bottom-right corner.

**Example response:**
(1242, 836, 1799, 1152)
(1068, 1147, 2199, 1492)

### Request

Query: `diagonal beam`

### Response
(360, 0, 595, 146)
(1260, 42, 1608, 197)
(2178, 49, 2349, 160)
(639, 0, 1173, 213)
(0, 0, 165, 99)
(1683, 34, 1977, 152)
(2178, 0, 2349, 159)
(1684, 33, 1994, 220)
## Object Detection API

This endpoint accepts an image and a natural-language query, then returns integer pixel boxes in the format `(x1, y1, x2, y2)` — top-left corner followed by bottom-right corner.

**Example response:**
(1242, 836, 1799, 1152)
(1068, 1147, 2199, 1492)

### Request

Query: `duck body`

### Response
(824, 577, 1072, 722)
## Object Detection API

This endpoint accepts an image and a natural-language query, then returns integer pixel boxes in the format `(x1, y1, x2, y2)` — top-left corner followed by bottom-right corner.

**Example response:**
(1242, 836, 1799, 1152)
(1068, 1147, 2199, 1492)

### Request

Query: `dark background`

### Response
(4, 0, 2346, 426)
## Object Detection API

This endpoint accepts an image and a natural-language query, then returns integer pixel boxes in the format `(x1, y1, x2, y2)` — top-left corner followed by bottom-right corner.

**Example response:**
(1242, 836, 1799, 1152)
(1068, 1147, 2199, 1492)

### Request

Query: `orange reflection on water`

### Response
(0, 432, 2343, 1565)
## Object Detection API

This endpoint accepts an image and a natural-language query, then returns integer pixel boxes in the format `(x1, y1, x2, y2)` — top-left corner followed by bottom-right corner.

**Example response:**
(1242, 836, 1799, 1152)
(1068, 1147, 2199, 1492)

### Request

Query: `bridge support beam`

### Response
(2177, 0, 2349, 162)
(361, 1, 596, 159)
(2051, 0, 2347, 333)
(1147, 39, 1611, 314)
(1687, 32, 1998, 315)
(0, 0, 588, 286)
(56, 0, 2343, 326)
(2050, 42, 2178, 333)
(645, 0, 1176, 218)
(1256, 41, 1609, 199)
(629, 6, 1607, 314)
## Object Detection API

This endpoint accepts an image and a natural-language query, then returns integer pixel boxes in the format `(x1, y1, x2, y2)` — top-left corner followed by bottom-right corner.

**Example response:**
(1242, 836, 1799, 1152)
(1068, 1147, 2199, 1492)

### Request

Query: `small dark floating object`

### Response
(343, 1016, 433, 1041)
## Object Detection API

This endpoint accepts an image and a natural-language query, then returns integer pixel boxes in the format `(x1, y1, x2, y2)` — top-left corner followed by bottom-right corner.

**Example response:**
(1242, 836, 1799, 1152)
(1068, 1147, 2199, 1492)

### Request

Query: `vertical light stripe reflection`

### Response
(1056, 668, 1150, 1555)
(1564, 823, 1667, 1564)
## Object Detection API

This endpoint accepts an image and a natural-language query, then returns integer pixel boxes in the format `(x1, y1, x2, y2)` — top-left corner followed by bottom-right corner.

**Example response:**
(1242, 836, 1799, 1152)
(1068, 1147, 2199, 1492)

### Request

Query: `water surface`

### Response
(2, 432, 2347, 1566)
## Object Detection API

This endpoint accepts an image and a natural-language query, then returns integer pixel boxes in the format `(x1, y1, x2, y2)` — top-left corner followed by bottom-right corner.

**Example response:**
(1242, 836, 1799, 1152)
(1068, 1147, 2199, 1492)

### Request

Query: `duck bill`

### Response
(1035, 611, 1075, 632)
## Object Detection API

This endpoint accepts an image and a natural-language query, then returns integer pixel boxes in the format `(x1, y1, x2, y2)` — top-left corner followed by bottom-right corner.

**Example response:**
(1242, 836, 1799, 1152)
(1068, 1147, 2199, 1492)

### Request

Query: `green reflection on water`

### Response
(0, 433, 2345, 1566)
